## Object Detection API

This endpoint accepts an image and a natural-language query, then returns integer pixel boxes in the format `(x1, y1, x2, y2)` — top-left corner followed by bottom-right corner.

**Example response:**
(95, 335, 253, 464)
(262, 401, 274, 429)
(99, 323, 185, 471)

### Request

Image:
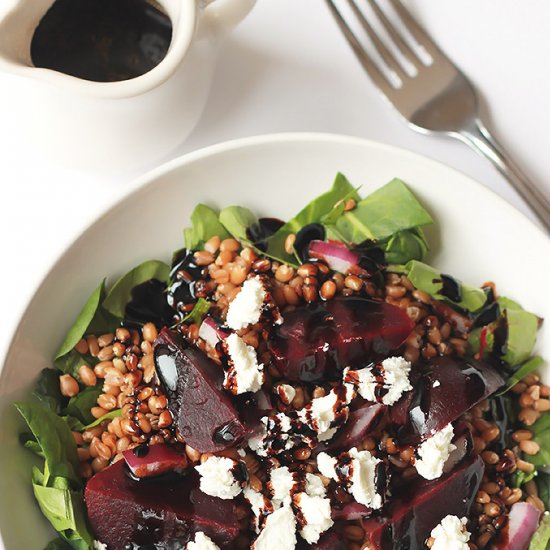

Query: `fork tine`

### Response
(365, 0, 422, 67)
(386, 0, 443, 59)
(346, 0, 407, 81)
(326, 0, 397, 93)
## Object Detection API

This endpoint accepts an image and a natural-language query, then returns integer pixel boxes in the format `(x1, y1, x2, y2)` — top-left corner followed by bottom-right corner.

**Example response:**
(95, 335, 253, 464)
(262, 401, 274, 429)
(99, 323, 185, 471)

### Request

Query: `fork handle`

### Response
(458, 119, 550, 233)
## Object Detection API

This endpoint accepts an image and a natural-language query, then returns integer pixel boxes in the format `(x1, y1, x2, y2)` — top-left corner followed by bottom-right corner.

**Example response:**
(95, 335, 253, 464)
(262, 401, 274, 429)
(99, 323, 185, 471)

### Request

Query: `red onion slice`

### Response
(123, 444, 188, 478)
(198, 316, 230, 347)
(309, 240, 359, 274)
(500, 501, 542, 550)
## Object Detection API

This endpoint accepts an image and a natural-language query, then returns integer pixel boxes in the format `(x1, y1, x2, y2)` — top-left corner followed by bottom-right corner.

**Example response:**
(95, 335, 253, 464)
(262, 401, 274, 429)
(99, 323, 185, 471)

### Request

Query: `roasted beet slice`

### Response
(85, 460, 240, 550)
(123, 444, 188, 479)
(268, 297, 414, 382)
(362, 454, 484, 550)
(154, 328, 246, 453)
(391, 356, 504, 446)
(313, 403, 386, 457)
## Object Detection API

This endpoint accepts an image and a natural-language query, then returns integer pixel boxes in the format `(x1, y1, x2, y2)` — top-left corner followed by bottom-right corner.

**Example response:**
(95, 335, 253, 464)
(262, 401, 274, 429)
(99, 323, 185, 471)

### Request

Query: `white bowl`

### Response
(0, 133, 548, 548)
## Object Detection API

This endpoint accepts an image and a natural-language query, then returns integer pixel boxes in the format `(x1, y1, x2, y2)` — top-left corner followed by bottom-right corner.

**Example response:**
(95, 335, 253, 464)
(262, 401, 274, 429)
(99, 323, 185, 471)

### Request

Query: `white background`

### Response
(0, 0, 549, 357)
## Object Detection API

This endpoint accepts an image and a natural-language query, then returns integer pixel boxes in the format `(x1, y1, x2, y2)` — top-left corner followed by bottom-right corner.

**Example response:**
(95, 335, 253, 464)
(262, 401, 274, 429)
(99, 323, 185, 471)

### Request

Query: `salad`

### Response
(15, 174, 550, 550)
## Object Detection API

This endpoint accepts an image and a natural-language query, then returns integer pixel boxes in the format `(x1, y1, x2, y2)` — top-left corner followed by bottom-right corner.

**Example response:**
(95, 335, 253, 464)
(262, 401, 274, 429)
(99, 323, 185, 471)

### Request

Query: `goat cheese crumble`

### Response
(195, 456, 244, 499)
(293, 492, 334, 544)
(223, 333, 264, 395)
(93, 542, 108, 550)
(226, 276, 266, 330)
(344, 356, 412, 406)
(248, 385, 354, 456)
(317, 447, 384, 509)
(252, 504, 297, 550)
(244, 486, 274, 533)
(430, 515, 471, 550)
(277, 383, 296, 405)
(187, 532, 220, 550)
(415, 423, 456, 480)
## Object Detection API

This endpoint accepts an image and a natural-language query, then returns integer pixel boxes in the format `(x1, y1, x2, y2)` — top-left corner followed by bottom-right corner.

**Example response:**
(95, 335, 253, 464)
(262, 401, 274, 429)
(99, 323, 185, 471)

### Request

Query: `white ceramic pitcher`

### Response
(0, 0, 255, 171)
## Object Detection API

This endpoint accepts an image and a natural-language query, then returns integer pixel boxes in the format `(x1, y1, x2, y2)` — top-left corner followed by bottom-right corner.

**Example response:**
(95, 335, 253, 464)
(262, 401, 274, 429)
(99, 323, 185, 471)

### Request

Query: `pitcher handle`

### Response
(198, 0, 256, 37)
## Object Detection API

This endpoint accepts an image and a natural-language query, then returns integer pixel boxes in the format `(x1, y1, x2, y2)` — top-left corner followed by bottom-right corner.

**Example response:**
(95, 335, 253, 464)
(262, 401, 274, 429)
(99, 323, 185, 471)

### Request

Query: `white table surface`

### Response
(1, 0, 549, 360)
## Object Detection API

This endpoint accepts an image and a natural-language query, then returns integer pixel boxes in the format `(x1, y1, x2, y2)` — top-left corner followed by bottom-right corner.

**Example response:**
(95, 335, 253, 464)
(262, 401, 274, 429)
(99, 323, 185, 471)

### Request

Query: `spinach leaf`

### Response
(504, 307, 540, 367)
(179, 298, 211, 326)
(468, 298, 540, 367)
(529, 513, 550, 550)
(15, 402, 80, 486)
(498, 357, 545, 395)
(513, 469, 537, 488)
(33, 478, 92, 548)
(33, 368, 65, 413)
(45, 538, 74, 550)
(381, 227, 429, 264)
(55, 281, 106, 359)
(219, 206, 258, 244)
(54, 350, 94, 379)
(184, 204, 230, 250)
(335, 178, 433, 244)
(529, 415, 550, 469)
(102, 260, 170, 319)
(537, 472, 550, 509)
(265, 173, 360, 263)
(20, 432, 44, 458)
(82, 408, 122, 430)
(320, 185, 361, 225)
(405, 260, 487, 312)
(65, 385, 102, 425)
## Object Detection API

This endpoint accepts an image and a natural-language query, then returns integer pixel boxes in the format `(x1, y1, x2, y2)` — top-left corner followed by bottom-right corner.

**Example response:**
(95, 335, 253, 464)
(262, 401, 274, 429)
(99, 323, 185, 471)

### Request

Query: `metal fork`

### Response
(326, 0, 550, 232)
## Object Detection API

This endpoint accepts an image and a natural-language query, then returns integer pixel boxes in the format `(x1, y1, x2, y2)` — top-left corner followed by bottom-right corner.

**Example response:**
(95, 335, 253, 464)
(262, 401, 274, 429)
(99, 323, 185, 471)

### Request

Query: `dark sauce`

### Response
(435, 274, 462, 302)
(133, 443, 150, 458)
(125, 279, 175, 329)
(213, 420, 244, 446)
(31, 0, 172, 82)
(295, 223, 326, 261)
(246, 217, 284, 252)
(354, 240, 387, 277)
(492, 312, 509, 358)
(473, 301, 501, 328)
(167, 249, 205, 314)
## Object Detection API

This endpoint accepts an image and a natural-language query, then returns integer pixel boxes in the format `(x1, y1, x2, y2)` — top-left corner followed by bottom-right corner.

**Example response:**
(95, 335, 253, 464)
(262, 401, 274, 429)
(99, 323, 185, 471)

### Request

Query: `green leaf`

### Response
(20, 432, 44, 458)
(65, 385, 102, 425)
(513, 468, 537, 488)
(179, 298, 211, 326)
(82, 408, 122, 430)
(102, 260, 170, 318)
(33, 368, 65, 412)
(266, 173, 360, 263)
(537, 472, 550, 509)
(335, 178, 433, 244)
(32, 480, 92, 547)
(468, 298, 541, 368)
(55, 281, 106, 359)
(529, 512, 550, 550)
(44, 537, 74, 550)
(504, 306, 540, 367)
(320, 185, 361, 225)
(54, 350, 94, 378)
(219, 206, 258, 244)
(381, 227, 429, 264)
(498, 356, 545, 395)
(15, 402, 80, 487)
(405, 260, 487, 312)
(184, 204, 230, 250)
(529, 415, 550, 469)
